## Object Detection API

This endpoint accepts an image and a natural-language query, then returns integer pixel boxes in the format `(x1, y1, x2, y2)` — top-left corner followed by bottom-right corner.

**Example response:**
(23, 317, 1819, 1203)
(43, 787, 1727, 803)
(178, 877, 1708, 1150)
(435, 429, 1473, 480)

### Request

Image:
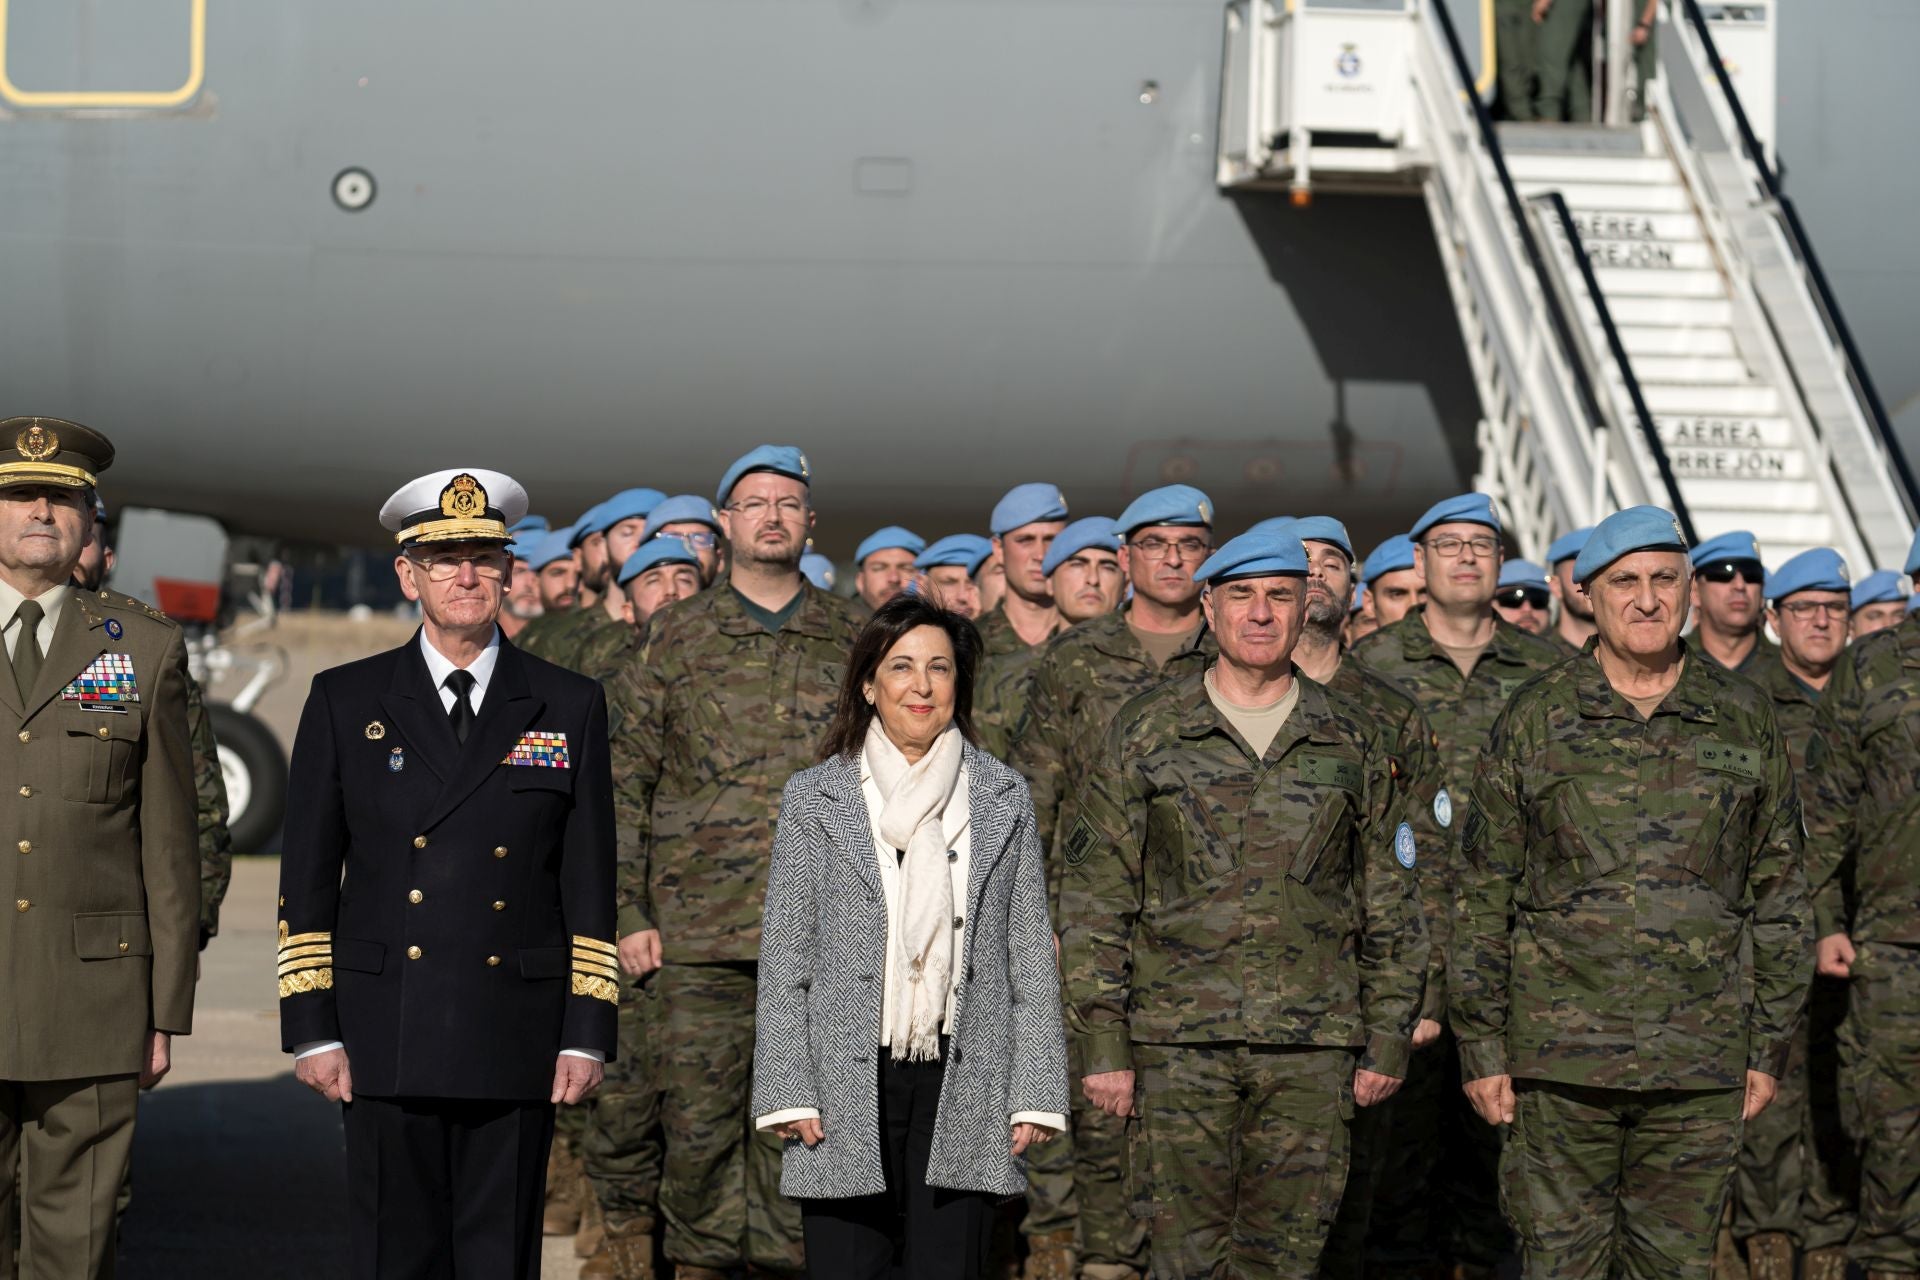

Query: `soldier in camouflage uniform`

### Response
(973, 484, 1070, 758)
(642, 495, 728, 587)
(1455, 506, 1813, 1279)
(1348, 493, 1565, 1279)
(1545, 528, 1597, 657)
(509, 525, 583, 658)
(1689, 531, 1778, 677)
(1061, 527, 1428, 1280)
(1727, 550, 1862, 1280)
(1822, 527, 1920, 1280)
(1359, 535, 1425, 630)
(1010, 486, 1214, 1280)
(607, 446, 859, 1279)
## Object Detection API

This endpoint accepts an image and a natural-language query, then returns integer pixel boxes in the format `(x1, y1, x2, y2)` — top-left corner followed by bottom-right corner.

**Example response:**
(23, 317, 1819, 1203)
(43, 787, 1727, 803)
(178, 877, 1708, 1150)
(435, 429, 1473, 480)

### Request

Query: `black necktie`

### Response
(444, 669, 476, 745)
(12, 600, 43, 702)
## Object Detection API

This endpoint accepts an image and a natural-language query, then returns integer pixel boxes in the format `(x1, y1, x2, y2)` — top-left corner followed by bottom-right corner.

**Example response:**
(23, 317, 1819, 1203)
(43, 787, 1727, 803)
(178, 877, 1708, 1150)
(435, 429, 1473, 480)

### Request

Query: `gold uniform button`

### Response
(14, 899, 28, 912)
(406, 945, 422, 960)
(408, 889, 424, 904)
(17, 786, 29, 798)
(413, 836, 428, 849)
(97, 725, 111, 739)
(16, 841, 29, 854)
(492, 846, 508, 859)
(17, 731, 28, 743)
(118, 941, 129, 953)
(278, 895, 286, 907)
(492, 900, 506, 912)
(486, 955, 501, 967)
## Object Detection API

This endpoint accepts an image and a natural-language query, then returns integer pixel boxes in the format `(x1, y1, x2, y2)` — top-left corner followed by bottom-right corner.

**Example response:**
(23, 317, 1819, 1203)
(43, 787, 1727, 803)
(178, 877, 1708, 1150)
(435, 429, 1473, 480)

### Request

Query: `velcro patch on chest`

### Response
(504, 731, 570, 768)
(1696, 739, 1761, 782)
(1296, 752, 1362, 793)
(61, 652, 139, 704)
(1064, 817, 1099, 866)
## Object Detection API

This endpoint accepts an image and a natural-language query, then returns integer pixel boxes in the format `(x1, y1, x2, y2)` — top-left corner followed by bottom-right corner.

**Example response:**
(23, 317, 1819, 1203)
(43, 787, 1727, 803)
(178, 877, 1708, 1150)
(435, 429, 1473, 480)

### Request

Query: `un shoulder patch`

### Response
(1433, 787, 1453, 829)
(1394, 822, 1417, 868)
(1064, 817, 1099, 867)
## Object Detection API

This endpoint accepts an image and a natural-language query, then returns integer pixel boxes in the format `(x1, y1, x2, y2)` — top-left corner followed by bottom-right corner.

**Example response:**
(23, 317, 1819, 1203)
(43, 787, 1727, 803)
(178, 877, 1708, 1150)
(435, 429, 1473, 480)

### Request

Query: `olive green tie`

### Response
(12, 600, 43, 702)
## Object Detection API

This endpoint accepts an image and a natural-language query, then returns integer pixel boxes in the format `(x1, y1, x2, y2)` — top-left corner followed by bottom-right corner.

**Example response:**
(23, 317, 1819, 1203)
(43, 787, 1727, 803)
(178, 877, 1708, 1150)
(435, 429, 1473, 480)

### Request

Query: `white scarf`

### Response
(864, 719, 965, 1062)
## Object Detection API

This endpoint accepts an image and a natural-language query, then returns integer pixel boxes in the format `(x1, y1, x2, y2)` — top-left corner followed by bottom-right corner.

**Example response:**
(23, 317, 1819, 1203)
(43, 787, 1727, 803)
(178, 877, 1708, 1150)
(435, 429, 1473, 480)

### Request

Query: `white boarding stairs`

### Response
(1216, 0, 1918, 571)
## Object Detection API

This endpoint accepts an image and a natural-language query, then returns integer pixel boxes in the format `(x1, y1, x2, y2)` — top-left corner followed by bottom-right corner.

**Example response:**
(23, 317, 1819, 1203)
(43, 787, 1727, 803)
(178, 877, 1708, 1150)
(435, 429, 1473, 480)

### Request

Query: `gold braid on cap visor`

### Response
(0, 461, 96, 488)
(395, 518, 511, 545)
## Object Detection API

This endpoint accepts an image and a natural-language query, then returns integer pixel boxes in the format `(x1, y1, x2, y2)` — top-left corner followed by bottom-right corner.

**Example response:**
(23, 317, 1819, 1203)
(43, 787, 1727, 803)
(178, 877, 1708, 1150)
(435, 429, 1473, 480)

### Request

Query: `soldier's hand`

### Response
(1354, 1068, 1403, 1107)
(552, 1054, 604, 1105)
(1742, 1070, 1778, 1121)
(1011, 1122, 1055, 1156)
(1816, 932, 1856, 980)
(1083, 1070, 1136, 1118)
(1531, 0, 1551, 20)
(139, 1031, 172, 1090)
(296, 1048, 355, 1103)
(618, 929, 663, 978)
(1412, 1018, 1443, 1048)
(773, 1117, 825, 1146)
(1463, 1073, 1515, 1126)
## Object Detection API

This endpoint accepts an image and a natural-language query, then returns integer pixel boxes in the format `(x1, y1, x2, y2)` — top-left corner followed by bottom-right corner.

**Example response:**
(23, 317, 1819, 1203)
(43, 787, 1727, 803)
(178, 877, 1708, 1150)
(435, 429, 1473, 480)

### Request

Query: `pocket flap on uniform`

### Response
(332, 937, 386, 974)
(518, 946, 568, 979)
(506, 768, 572, 793)
(72, 910, 151, 959)
(62, 705, 142, 741)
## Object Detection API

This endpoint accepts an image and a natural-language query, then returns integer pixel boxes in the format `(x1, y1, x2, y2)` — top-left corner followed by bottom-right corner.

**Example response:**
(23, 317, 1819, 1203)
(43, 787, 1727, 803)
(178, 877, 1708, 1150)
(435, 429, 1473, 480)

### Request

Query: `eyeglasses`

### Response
(1777, 599, 1848, 620)
(661, 530, 718, 550)
(1130, 535, 1210, 561)
(406, 550, 510, 582)
(725, 498, 808, 521)
(1495, 587, 1550, 610)
(1424, 534, 1499, 559)
(1698, 561, 1763, 586)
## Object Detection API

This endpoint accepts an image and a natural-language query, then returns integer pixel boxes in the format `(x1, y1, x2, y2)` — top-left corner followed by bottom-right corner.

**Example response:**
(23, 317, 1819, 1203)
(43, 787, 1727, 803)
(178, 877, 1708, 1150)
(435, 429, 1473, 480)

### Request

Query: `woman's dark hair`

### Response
(818, 594, 982, 761)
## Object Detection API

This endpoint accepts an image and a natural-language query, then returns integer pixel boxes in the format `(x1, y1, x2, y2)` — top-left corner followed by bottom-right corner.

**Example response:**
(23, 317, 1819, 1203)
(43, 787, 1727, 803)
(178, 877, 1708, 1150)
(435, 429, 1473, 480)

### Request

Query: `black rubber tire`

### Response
(208, 704, 287, 856)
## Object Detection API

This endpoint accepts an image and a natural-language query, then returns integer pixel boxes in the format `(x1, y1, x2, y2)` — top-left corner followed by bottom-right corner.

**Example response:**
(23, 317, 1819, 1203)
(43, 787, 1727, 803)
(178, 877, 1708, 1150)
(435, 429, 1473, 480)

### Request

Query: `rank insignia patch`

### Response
(505, 731, 570, 768)
(61, 652, 139, 704)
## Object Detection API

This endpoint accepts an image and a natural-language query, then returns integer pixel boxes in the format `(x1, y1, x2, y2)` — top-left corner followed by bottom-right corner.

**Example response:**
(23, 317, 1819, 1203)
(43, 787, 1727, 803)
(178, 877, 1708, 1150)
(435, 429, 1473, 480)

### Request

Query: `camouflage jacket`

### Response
(1059, 668, 1429, 1080)
(606, 581, 859, 960)
(1748, 653, 1859, 941)
(1010, 609, 1213, 911)
(184, 672, 234, 942)
(1825, 617, 1920, 946)
(509, 605, 575, 659)
(572, 609, 642, 684)
(1699, 634, 1779, 680)
(1455, 643, 1813, 1092)
(1323, 659, 1448, 1022)
(973, 606, 1065, 760)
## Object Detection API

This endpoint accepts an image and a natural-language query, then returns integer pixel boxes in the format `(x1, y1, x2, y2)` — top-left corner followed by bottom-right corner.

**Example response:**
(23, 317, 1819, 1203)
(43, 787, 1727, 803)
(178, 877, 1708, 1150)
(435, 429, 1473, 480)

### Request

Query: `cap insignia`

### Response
(1837, 559, 1849, 580)
(1672, 519, 1685, 544)
(15, 422, 57, 462)
(1198, 499, 1213, 523)
(440, 473, 488, 520)
(797, 452, 811, 479)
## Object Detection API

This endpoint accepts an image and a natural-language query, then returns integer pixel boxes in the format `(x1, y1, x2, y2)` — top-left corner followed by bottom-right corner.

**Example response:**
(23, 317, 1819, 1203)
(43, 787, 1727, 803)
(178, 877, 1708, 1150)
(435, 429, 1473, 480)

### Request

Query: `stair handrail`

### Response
(1677, 0, 1920, 522)
(1426, 0, 1695, 533)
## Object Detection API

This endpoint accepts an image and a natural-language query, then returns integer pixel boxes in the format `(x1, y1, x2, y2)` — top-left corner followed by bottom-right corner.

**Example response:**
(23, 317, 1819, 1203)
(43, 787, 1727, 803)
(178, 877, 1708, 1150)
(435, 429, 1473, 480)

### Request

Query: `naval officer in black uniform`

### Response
(278, 467, 619, 1278)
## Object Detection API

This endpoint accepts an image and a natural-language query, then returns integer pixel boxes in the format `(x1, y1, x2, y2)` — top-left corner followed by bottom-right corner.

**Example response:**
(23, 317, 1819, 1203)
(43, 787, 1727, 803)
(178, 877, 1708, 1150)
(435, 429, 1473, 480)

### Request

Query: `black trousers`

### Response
(341, 1094, 555, 1280)
(799, 1050, 995, 1280)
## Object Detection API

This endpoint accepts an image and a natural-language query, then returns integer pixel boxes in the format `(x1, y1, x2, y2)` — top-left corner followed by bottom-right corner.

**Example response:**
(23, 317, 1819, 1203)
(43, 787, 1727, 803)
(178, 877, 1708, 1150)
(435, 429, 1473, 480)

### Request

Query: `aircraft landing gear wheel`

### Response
(209, 704, 287, 855)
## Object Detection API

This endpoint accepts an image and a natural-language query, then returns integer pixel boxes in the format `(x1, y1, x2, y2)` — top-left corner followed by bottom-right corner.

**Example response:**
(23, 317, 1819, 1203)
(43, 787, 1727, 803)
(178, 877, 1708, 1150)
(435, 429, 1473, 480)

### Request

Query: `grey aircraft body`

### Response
(0, 0, 1912, 550)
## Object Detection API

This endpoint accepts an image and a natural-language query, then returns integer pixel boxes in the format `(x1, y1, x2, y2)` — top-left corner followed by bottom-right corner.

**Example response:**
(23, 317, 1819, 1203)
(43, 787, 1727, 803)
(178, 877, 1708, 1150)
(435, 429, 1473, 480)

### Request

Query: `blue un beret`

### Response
(1192, 529, 1309, 585)
(568, 502, 608, 548)
(508, 514, 550, 538)
(617, 534, 701, 586)
(643, 494, 723, 539)
(1042, 517, 1121, 576)
(1410, 493, 1501, 540)
(991, 483, 1070, 537)
(1290, 516, 1353, 559)
(1689, 530, 1764, 572)
(1497, 560, 1551, 592)
(583, 488, 668, 538)
(1572, 505, 1689, 583)
(916, 534, 994, 575)
(1766, 549, 1850, 602)
(1361, 534, 1417, 584)
(717, 445, 812, 507)
(1351, 582, 1367, 615)
(1115, 485, 1212, 536)
(1905, 527, 1920, 578)
(1909, 594, 1920, 615)
(799, 553, 837, 591)
(854, 526, 926, 566)
(1851, 569, 1907, 612)
(1546, 526, 1595, 566)
(521, 529, 576, 572)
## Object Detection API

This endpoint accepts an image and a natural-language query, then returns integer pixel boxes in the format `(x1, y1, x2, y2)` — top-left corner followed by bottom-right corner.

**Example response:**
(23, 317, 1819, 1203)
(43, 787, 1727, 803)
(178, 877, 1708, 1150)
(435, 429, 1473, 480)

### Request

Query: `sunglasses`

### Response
(1698, 561, 1764, 586)
(1495, 587, 1550, 610)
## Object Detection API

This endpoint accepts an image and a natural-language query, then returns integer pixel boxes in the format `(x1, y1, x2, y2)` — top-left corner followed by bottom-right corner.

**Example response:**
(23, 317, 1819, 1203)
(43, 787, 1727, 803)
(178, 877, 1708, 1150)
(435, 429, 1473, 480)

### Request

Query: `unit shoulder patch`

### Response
(1064, 817, 1099, 867)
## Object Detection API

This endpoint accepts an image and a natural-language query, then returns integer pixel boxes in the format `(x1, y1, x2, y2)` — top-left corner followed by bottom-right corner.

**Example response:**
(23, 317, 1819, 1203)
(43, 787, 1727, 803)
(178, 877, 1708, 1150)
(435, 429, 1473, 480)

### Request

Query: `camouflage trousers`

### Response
(1732, 974, 1857, 1251)
(1133, 1042, 1355, 1280)
(1022, 1096, 1076, 1240)
(1366, 1033, 1509, 1274)
(1025, 1035, 1148, 1274)
(1501, 1079, 1743, 1279)
(1319, 1090, 1386, 1280)
(1841, 941, 1920, 1274)
(556, 1095, 591, 1152)
(655, 961, 804, 1273)
(584, 972, 663, 1228)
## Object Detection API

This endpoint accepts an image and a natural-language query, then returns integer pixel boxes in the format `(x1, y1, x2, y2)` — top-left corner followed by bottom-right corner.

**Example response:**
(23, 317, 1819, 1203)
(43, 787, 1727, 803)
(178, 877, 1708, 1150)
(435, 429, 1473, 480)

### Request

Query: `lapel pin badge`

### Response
(103, 618, 122, 641)
(365, 721, 386, 740)
(388, 747, 405, 773)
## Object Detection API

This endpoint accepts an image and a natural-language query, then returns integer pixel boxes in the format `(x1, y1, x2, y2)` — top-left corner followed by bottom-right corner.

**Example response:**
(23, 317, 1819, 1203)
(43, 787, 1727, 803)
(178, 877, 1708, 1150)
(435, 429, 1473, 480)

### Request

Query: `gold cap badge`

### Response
(440, 473, 488, 520)
(15, 422, 57, 461)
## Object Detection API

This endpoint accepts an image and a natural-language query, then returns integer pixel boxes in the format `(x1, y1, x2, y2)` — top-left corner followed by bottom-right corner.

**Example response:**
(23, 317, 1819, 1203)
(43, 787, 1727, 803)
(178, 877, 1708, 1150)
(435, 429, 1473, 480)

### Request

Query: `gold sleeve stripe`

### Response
(570, 947, 619, 964)
(278, 968, 334, 998)
(281, 930, 333, 948)
(277, 944, 332, 963)
(571, 936, 619, 956)
(279, 960, 333, 977)
(572, 961, 621, 981)
(571, 973, 619, 1005)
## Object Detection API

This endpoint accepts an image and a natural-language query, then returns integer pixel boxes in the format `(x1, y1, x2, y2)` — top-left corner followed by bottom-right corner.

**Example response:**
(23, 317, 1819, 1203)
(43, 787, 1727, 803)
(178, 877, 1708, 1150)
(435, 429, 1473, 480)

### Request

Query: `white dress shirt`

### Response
(297, 625, 601, 1064)
(0, 579, 68, 661)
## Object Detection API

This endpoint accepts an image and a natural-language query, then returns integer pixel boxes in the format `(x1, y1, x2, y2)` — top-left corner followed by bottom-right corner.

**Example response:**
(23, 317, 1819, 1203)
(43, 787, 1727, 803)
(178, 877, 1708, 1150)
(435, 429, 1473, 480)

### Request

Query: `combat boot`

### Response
(578, 1216, 655, 1280)
(1802, 1247, 1849, 1280)
(1022, 1228, 1076, 1280)
(1744, 1232, 1795, 1280)
(542, 1146, 586, 1236)
(575, 1194, 606, 1256)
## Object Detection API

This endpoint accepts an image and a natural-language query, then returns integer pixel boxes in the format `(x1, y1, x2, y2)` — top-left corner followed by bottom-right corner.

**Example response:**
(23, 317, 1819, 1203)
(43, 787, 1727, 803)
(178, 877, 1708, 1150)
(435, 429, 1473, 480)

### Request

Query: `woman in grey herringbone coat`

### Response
(751, 595, 1071, 1280)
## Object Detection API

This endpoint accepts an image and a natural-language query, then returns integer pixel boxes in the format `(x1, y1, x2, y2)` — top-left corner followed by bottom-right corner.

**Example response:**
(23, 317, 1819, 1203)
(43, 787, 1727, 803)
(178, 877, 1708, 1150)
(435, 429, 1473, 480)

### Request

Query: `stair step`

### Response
(1658, 415, 1799, 450)
(1517, 181, 1693, 212)
(1565, 211, 1705, 243)
(1592, 296, 1734, 327)
(1681, 483, 1832, 522)
(1640, 382, 1781, 415)
(1591, 266, 1727, 298)
(1505, 154, 1679, 185)
(1619, 326, 1738, 357)
(1607, 354, 1751, 384)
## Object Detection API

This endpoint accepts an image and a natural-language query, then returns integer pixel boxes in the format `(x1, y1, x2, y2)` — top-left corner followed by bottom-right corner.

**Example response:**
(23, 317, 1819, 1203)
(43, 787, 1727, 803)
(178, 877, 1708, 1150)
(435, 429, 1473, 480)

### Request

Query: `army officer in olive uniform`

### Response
(278, 468, 619, 1279)
(0, 417, 198, 1280)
